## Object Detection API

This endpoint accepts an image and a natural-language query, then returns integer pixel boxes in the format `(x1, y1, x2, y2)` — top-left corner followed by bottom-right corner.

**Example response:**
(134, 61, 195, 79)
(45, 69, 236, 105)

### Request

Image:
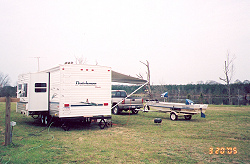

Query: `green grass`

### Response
(0, 103, 249, 163)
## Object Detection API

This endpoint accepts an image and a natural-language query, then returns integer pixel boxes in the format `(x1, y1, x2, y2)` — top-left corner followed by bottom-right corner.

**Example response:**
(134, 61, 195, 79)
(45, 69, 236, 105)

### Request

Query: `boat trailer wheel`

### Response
(184, 115, 192, 120)
(170, 113, 178, 121)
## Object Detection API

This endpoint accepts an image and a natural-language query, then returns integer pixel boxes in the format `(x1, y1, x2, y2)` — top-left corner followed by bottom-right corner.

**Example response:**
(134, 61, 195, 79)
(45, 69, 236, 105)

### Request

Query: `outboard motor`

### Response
(185, 99, 194, 105)
(161, 92, 168, 98)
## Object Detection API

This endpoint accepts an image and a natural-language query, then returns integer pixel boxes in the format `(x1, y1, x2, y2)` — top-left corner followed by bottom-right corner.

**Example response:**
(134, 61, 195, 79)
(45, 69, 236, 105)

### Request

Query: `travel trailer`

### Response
(16, 63, 147, 130)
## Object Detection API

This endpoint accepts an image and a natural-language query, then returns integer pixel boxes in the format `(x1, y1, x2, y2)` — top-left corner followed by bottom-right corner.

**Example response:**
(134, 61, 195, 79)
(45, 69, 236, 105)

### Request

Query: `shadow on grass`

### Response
(116, 112, 139, 116)
(21, 117, 105, 132)
(137, 111, 206, 122)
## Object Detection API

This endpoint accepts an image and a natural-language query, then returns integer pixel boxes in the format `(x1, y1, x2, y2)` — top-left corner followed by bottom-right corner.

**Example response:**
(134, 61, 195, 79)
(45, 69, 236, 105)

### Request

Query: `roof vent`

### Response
(65, 62, 73, 64)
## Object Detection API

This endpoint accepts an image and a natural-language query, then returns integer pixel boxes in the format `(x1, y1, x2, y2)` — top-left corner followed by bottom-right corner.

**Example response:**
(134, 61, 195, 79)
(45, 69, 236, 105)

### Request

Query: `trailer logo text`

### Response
(75, 81, 97, 86)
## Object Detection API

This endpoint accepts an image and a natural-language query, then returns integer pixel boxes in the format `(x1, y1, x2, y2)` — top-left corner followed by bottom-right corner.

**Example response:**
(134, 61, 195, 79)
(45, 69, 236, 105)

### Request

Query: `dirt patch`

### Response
(78, 137, 84, 141)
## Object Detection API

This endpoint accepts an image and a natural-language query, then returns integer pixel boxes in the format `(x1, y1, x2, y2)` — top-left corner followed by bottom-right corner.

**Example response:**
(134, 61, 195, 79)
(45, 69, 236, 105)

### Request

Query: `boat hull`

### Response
(145, 101, 207, 115)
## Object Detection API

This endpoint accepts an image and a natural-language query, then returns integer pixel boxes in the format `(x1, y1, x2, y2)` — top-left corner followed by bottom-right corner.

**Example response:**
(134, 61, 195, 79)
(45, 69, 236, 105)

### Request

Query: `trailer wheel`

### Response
(170, 113, 178, 121)
(112, 106, 120, 115)
(44, 115, 51, 126)
(99, 119, 106, 129)
(40, 114, 45, 124)
(44, 115, 48, 125)
(184, 115, 192, 120)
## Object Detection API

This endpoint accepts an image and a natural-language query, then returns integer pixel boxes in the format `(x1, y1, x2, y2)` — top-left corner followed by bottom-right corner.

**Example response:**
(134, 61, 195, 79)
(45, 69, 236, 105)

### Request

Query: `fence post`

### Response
(5, 97, 11, 146)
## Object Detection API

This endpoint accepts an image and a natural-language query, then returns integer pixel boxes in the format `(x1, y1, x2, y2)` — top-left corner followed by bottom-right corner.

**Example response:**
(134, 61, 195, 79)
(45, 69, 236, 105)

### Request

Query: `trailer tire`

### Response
(40, 114, 45, 124)
(112, 106, 120, 115)
(44, 115, 48, 125)
(170, 113, 178, 121)
(184, 115, 192, 120)
(44, 115, 51, 126)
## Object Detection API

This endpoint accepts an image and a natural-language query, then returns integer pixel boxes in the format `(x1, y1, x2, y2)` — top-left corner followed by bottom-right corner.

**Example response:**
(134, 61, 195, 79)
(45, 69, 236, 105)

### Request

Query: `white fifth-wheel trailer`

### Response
(17, 63, 147, 130)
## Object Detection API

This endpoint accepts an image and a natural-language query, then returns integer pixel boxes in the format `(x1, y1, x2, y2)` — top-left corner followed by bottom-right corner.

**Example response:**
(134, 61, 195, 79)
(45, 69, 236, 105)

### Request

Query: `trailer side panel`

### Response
(50, 65, 112, 118)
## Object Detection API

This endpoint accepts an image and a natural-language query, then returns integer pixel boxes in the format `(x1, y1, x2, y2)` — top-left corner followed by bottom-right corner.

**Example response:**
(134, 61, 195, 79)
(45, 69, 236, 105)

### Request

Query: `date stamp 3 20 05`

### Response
(209, 147, 237, 155)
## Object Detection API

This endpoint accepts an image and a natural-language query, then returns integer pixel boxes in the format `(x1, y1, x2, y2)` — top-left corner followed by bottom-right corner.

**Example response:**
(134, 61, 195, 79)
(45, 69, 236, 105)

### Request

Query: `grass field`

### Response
(0, 103, 249, 164)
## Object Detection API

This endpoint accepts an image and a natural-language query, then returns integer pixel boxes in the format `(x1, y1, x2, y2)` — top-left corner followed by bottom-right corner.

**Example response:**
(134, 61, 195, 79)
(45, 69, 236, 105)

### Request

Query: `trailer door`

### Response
(29, 73, 49, 111)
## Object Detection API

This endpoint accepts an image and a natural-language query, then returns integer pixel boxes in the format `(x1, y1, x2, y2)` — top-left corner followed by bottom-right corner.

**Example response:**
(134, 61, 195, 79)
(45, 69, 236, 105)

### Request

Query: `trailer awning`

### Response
(112, 71, 148, 84)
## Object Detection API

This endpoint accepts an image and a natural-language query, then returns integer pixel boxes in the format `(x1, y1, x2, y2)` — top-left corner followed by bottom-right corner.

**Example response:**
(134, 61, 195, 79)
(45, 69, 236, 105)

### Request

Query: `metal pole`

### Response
(238, 89, 240, 106)
(37, 57, 40, 72)
(5, 97, 11, 146)
(111, 81, 149, 110)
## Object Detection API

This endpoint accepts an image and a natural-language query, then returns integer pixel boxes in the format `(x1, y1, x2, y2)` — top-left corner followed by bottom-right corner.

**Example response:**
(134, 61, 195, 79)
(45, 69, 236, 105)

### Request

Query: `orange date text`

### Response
(209, 147, 237, 155)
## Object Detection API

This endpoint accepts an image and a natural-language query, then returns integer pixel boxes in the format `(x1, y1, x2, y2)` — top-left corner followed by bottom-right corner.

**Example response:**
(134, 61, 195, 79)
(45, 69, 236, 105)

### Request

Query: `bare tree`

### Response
(219, 52, 235, 105)
(139, 60, 153, 98)
(136, 73, 143, 79)
(0, 72, 10, 88)
(0, 72, 10, 96)
(75, 56, 87, 64)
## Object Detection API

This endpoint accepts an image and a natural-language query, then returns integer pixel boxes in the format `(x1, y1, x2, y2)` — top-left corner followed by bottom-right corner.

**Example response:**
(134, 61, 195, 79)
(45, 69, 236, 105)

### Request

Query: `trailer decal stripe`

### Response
(71, 104, 103, 107)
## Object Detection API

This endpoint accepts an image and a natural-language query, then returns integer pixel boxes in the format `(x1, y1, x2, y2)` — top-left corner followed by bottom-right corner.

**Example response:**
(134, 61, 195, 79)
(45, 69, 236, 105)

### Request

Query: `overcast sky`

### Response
(1, 0, 249, 86)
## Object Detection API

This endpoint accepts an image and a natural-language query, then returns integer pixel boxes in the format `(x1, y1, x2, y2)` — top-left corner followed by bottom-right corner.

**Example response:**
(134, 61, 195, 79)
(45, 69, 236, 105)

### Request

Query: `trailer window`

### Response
(35, 88, 47, 92)
(18, 84, 22, 90)
(20, 83, 28, 97)
(35, 83, 47, 87)
(24, 84, 28, 97)
(35, 83, 47, 93)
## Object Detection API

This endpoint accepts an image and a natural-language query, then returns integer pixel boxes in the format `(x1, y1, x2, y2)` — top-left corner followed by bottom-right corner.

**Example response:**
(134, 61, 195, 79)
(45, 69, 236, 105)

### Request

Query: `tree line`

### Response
(1, 83, 249, 105)
(112, 83, 250, 105)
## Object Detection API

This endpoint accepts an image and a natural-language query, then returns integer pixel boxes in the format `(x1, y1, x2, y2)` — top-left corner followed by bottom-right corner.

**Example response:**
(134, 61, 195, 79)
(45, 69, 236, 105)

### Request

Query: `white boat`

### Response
(144, 99, 208, 121)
